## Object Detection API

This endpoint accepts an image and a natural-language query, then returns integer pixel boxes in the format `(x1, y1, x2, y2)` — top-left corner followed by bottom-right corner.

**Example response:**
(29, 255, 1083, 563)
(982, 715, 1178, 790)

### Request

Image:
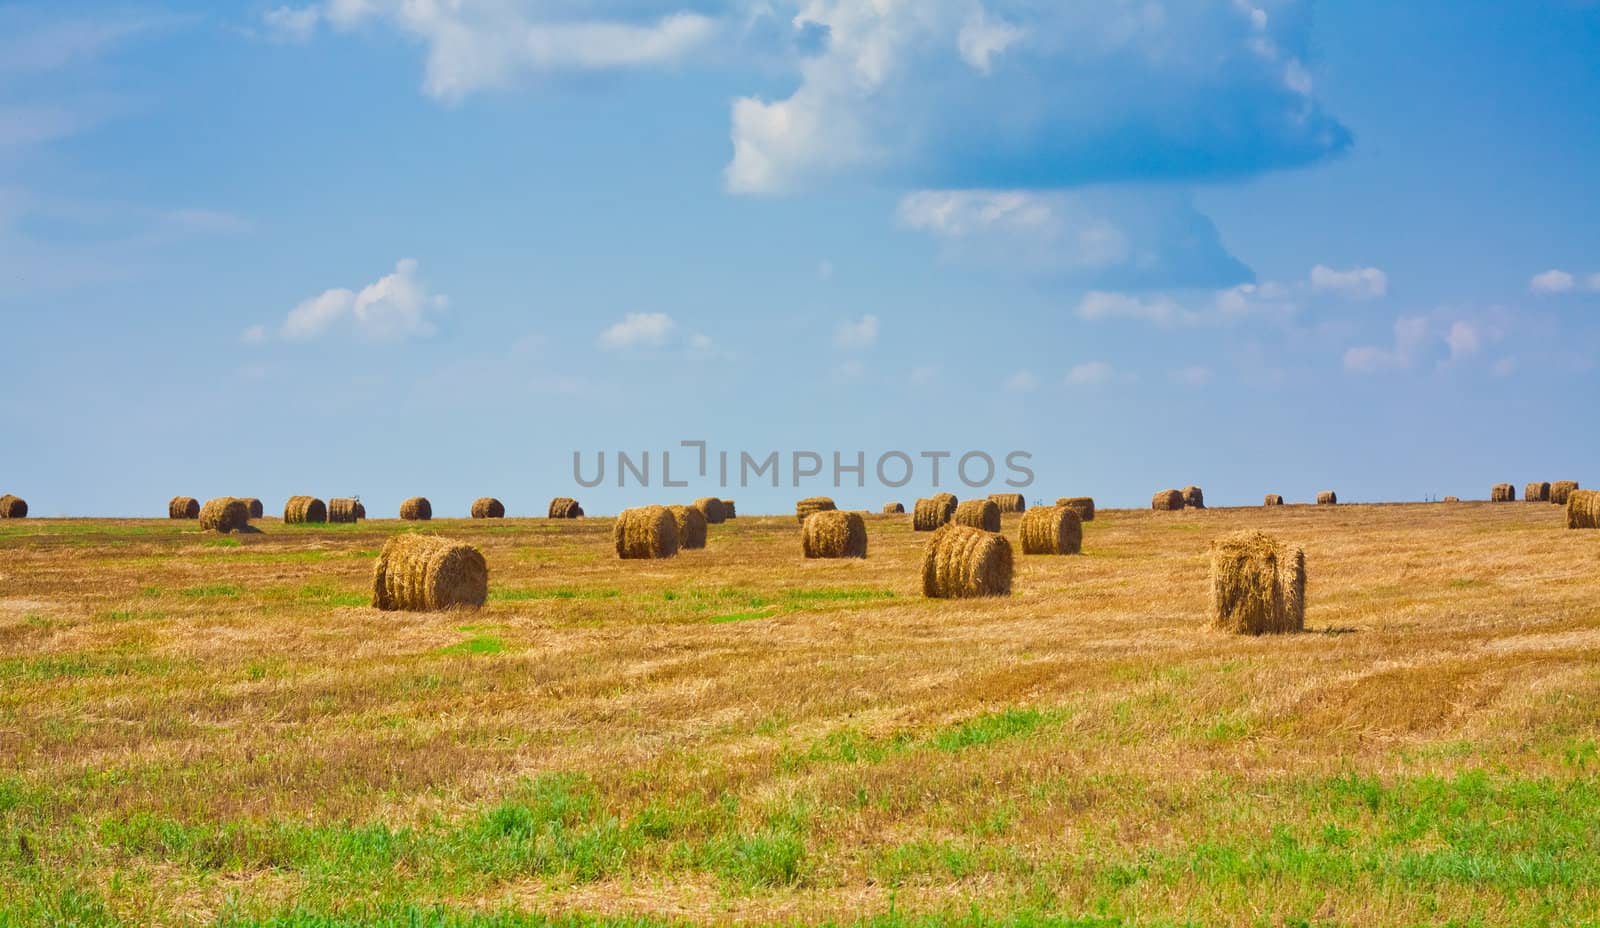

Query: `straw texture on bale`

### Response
(1264, 494, 1284, 507)
(913, 494, 958, 531)
(1567, 490, 1600, 530)
(721, 500, 737, 519)
(238, 498, 264, 519)
(1209, 530, 1306, 636)
(284, 496, 327, 524)
(882, 502, 906, 514)
(1152, 489, 1185, 511)
(328, 498, 362, 524)
(1526, 482, 1551, 503)
(1020, 506, 1082, 556)
(953, 498, 1001, 532)
(399, 497, 432, 521)
(988, 492, 1026, 514)
(613, 506, 679, 559)
(667, 505, 708, 550)
(1551, 481, 1580, 506)
(199, 497, 250, 533)
(371, 533, 488, 612)
(802, 510, 868, 559)
(1491, 483, 1515, 503)
(694, 497, 727, 525)
(1317, 491, 1338, 506)
(1055, 497, 1095, 522)
(921, 524, 1013, 599)
(796, 496, 837, 523)
(1182, 486, 1206, 509)
(169, 496, 200, 520)
(471, 497, 506, 519)
(0, 495, 27, 519)
(549, 497, 584, 519)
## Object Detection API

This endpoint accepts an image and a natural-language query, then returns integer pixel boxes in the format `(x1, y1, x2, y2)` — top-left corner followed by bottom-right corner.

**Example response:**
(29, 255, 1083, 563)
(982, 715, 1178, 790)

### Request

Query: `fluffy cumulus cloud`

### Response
(598, 312, 675, 350)
(1344, 316, 1429, 373)
(1310, 264, 1387, 300)
(1530, 269, 1576, 294)
(1344, 311, 1508, 374)
(274, 258, 448, 340)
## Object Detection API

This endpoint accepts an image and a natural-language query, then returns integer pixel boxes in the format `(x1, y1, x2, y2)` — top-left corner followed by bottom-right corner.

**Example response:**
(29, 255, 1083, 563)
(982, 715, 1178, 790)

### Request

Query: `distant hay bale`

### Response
(1551, 481, 1580, 506)
(238, 498, 264, 519)
(988, 493, 1026, 514)
(1567, 490, 1600, 529)
(721, 500, 737, 519)
(694, 497, 727, 525)
(882, 502, 906, 514)
(328, 498, 362, 524)
(1525, 482, 1551, 503)
(1055, 497, 1095, 522)
(471, 497, 506, 519)
(1317, 491, 1338, 506)
(1491, 483, 1516, 503)
(199, 497, 250, 533)
(796, 496, 837, 523)
(169, 496, 200, 520)
(371, 533, 488, 612)
(1443, 496, 1460, 503)
(921, 524, 1013, 599)
(400, 497, 432, 521)
(1182, 486, 1206, 510)
(1264, 494, 1284, 507)
(549, 497, 584, 519)
(802, 510, 868, 559)
(1209, 530, 1306, 636)
(613, 506, 679, 559)
(953, 499, 1001, 532)
(0, 495, 27, 519)
(284, 496, 327, 524)
(913, 494, 958, 531)
(1152, 489, 1184, 511)
(667, 504, 708, 550)
(1020, 506, 1082, 556)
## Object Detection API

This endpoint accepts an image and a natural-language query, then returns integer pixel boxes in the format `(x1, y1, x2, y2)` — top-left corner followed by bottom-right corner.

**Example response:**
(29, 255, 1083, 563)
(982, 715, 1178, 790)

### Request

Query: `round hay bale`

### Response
(1020, 506, 1082, 556)
(882, 502, 906, 514)
(1551, 481, 1580, 506)
(721, 500, 737, 519)
(284, 496, 327, 524)
(953, 498, 1001, 532)
(198, 497, 250, 533)
(238, 498, 264, 519)
(328, 498, 362, 524)
(471, 497, 506, 519)
(169, 496, 200, 520)
(549, 497, 584, 519)
(1443, 496, 1460, 503)
(1317, 491, 1338, 506)
(913, 494, 958, 531)
(921, 523, 1013, 599)
(1209, 530, 1306, 636)
(371, 533, 488, 612)
(1525, 482, 1551, 503)
(796, 496, 837, 523)
(988, 492, 1026, 514)
(667, 504, 708, 550)
(1182, 486, 1205, 509)
(1055, 497, 1095, 522)
(1152, 490, 1184, 511)
(1491, 483, 1515, 503)
(1567, 490, 1600, 530)
(0, 495, 26, 519)
(1263, 494, 1284, 507)
(802, 510, 868, 559)
(400, 497, 432, 521)
(613, 506, 679, 559)
(694, 497, 727, 525)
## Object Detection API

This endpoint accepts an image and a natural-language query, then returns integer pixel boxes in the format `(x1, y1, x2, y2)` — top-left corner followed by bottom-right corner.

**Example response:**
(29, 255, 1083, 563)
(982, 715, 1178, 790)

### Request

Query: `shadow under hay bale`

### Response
(954, 499, 1001, 532)
(1055, 497, 1095, 522)
(1264, 494, 1284, 507)
(1568, 490, 1600, 530)
(1491, 483, 1515, 503)
(371, 533, 488, 612)
(239, 498, 264, 519)
(400, 497, 432, 521)
(169, 496, 200, 520)
(1182, 486, 1206, 509)
(802, 510, 867, 559)
(694, 497, 727, 525)
(329, 498, 362, 524)
(1209, 529, 1306, 635)
(471, 497, 506, 519)
(721, 500, 737, 519)
(1020, 506, 1082, 555)
(0, 495, 26, 519)
(284, 496, 327, 524)
(614, 506, 679, 559)
(668, 505, 708, 550)
(988, 493, 1026, 514)
(913, 494, 958, 531)
(1152, 490, 1184, 511)
(1551, 481, 1580, 506)
(882, 502, 906, 514)
(1317, 491, 1338, 506)
(796, 496, 837, 523)
(1526, 482, 1551, 503)
(922, 523, 1012, 599)
(549, 497, 584, 519)
(199, 497, 250, 533)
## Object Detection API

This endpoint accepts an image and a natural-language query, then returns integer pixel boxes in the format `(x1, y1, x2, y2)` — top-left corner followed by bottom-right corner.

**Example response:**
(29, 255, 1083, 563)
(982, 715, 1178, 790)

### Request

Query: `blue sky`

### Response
(2, 0, 1597, 517)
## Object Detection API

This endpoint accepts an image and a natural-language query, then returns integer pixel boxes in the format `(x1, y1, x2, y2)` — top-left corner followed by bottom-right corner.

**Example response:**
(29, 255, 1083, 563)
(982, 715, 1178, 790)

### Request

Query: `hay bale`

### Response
(199, 497, 250, 533)
(1443, 496, 1460, 503)
(237, 498, 264, 519)
(1209, 530, 1306, 635)
(953, 498, 1001, 532)
(667, 504, 708, 550)
(1525, 482, 1551, 503)
(1491, 483, 1516, 503)
(882, 502, 906, 514)
(1055, 497, 1095, 521)
(471, 497, 506, 519)
(1264, 494, 1284, 507)
(1020, 506, 1082, 555)
(371, 533, 488, 611)
(169, 496, 200, 520)
(1182, 486, 1205, 509)
(613, 506, 679, 559)
(400, 497, 432, 521)
(921, 524, 1012, 599)
(283, 496, 327, 524)
(694, 497, 727, 525)
(1317, 491, 1338, 506)
(1551, 481, 1580, 506)
(721, 500, 737, 519)
(796, 496, 837, 523)
(802, 510, 868, 559)
(1152, 489, 1184, 511)
(549, 497, 584, 519)
(988, 492, 1026, 514)
(913, 494, 958, 531)
(329, 498, 362, 524)
(1567, 490, 1600, 529)
(0, 495, 26, 519)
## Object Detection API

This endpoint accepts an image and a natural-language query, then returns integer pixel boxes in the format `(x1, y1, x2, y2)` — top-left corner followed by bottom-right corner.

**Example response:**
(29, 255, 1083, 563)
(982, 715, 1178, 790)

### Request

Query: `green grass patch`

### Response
(436, 636, 507, 657)
(490, 588, 622, 603)
(931, 708, 1055, 753)
(180, 584, 242, 599)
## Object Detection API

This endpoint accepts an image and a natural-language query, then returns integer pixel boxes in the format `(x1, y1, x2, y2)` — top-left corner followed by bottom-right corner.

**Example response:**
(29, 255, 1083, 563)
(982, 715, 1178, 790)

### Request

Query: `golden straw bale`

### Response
(239, 498, 264, 519)
(1020, 506, 1082, 555)
(1491, 483, 1515, 503)
(882, 502, 906, 514)
(549, 497, 584, 519)
(1152, 490, 1184, 511)
(667, 504, 708, 550)
(1182, 486, 1206, 509)
(988, 493, 1026, 514)
(1551, 481, 1580, 506)
(1525, 482, 1551, 503)
(471, 497, 506, 519)
(0, 495, 26, 519)
(802, 510, 868, 559)
(283, 496, 326, 524)
(1209, 530, 1307, 635)
(796, 496, 837, 523)
(953, 498, 1001, 532)
(328, 498, 362, 524)
(1317, 491, 1338, 506)
(1263, 494, 1284, 507)
(1443, 496, 1459, 503)
(1055, 497, 1095, 521)
(694, 497, 727, 525)
(1567, 490, 1600, 530)
(921, 523, 1013, 599)
(169, 496, 200, 520)
(198, 497, 250, 533)
(371, 533, 488, 611)
(721, 500, 737, 519)
(913, 494, 958, 531)
(399, 497, 432, 521)
(613, 506, 679, 559)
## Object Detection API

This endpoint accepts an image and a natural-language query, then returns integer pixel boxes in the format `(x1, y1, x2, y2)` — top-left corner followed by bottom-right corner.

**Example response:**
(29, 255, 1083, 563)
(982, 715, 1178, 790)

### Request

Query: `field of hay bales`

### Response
(3, 502, 1600, 927)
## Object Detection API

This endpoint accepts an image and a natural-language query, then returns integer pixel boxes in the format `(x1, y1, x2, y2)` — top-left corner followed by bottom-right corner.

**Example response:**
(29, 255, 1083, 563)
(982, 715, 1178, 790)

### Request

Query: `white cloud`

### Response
(1310, 264, 1388, 300)
(957, 9, 1023, 75)
(1066, 361, 1114, 386)
(1170, 366, 1214, 387)
(1003, 370, 1038, 393)
(834, 314, 879, 351)
(240, 324, 268, 344)
(1530, 269, 1576, 294)
(1344, 316, 1428, 373)
(1444, 320, 1481, 363)
(264, 6, 320, 43)
(1076, 291, 1193, 326)
(1216, 281, 1295, 318)
(280, 258, 447, 340)
(598, 312, 675, 350)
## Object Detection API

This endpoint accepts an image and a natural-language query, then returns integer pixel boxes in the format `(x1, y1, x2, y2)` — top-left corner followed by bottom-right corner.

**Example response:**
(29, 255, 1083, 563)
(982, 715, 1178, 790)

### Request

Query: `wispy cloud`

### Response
(1530, 269, 1576, 294)
(598, 312, 675, 350)
(833, 315, 879, 351)
(1310, 264, 1388, 300)
(1004, 370, 1039, 393)
(269, 258, 448, 341)
(1066, 361, 1115, 386)
(1345, 316, 1429, 373)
